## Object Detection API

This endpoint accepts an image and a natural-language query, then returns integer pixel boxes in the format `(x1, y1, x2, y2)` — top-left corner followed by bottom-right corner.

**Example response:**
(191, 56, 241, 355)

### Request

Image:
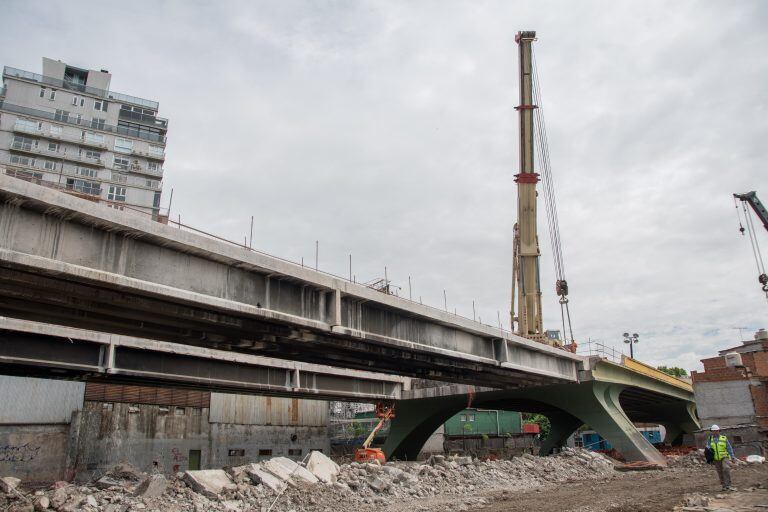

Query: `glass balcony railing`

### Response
(118, 108, 168, 129)
(3, 66, 159, 110)
(0, 101, 166, 144)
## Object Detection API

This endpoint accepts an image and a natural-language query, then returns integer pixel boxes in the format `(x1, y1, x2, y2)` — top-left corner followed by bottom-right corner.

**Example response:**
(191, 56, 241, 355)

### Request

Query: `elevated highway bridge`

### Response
(0, 176, 698, 464)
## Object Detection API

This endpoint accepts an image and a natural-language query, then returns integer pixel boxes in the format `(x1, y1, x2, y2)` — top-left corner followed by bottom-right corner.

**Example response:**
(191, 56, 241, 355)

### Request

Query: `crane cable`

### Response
(736, 197, 768, 302)
(531, 48, 575, 343)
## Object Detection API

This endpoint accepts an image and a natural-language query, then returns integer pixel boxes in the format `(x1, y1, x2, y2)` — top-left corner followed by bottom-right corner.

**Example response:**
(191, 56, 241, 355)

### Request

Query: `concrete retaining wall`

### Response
(693, 380, 756, 425)
(0, 424, 70, 483)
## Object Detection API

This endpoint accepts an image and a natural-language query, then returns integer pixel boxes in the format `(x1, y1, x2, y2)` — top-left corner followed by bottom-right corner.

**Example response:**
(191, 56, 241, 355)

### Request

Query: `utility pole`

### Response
(511, 30, 545, 343)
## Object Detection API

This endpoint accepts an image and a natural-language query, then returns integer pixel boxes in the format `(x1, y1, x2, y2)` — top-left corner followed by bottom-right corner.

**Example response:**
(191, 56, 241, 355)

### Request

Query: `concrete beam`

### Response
(0, 317, 407, 402)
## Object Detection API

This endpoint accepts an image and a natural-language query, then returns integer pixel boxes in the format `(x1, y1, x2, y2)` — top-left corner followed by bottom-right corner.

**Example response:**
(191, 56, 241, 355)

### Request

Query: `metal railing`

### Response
(118, 108, 168, 129)
(577, 340, 625, 364)
(10, 141, 103, 166)
(12, 122, 110, 149)
(3, 66, 159, 110)
(0, 101, 166, 144)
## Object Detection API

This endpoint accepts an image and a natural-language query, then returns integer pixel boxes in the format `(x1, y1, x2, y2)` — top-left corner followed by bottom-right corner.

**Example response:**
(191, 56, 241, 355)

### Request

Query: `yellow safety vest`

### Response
(709, 434, 729, 461)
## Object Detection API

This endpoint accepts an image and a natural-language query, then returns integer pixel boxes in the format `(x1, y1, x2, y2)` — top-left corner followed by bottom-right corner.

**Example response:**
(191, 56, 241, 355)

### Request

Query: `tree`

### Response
(657, 366, 688, 377)
(522, 413, 551, 439)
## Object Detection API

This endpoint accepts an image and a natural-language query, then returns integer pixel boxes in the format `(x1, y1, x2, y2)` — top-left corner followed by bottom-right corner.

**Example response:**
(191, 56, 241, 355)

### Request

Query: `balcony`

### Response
(3, 66, 159, 110)
(118, 108, 168, 130)
(10, 141, 103, 167)
(133, 148, 166, 161)
(0, 101, 166, 144)
(12, 121, 108, 150)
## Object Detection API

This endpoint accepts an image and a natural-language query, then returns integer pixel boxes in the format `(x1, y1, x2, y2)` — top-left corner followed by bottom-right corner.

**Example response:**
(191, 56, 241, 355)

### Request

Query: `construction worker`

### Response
(708, 425, 736, 491)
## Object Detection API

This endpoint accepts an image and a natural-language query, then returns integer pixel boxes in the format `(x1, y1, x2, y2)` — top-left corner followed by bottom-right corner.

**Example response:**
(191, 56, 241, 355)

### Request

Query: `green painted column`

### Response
(539, 409, 583, 456)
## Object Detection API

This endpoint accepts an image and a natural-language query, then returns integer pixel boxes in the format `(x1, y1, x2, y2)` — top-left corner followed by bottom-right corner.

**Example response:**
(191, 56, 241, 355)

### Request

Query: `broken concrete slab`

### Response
(133, 474, 167, 498)
(226, 465, 249, 483)
(107, 462, 145, 481)
(244, 464, 287, 493)
(184, 469, 236, 499)
(0, 476, 21, 494)
(306, 451, 340, 484)
(266, 457, 319, 485)
(95, 476, 125, 490)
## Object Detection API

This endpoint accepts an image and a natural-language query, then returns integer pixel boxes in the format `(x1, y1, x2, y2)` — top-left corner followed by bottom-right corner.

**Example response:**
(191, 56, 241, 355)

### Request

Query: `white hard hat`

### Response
(710, 424, 720, 431)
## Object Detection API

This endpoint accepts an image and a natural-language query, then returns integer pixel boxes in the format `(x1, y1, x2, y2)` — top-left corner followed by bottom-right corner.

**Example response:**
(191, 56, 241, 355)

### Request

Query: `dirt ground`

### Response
(481, 465, 768, 512)
(384, 464, 768, 512)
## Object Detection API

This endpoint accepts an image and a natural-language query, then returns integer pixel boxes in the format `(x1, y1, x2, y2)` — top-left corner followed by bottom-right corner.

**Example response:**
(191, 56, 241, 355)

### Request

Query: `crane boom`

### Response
(734, 191, 768, 232)
(511, 31, 545, 343)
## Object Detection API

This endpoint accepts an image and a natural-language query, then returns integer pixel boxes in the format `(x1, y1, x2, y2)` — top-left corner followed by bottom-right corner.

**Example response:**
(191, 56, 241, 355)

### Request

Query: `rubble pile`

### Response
(667, 450, 707, 468)
(0, 448, 616, 512)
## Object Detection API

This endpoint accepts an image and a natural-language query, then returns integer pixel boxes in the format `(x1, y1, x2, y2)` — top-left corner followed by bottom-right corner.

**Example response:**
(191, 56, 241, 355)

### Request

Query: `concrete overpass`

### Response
(0, 175, 580, 388)
(0, 176, 699, 463)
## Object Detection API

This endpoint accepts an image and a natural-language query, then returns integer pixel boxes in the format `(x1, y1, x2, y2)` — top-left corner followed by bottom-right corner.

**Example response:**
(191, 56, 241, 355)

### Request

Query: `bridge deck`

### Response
(0, 176, 581, 388)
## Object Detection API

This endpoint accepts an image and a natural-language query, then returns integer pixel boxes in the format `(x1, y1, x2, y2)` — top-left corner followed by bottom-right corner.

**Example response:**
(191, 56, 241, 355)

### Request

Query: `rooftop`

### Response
(3, 66, 159, 110)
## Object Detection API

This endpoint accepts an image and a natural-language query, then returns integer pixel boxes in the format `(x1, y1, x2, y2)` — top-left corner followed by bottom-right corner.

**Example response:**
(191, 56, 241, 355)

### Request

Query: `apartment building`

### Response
(0, 58, 167, 216)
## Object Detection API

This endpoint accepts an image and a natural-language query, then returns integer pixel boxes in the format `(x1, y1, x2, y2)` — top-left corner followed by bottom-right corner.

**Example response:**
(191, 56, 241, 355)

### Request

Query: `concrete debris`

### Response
(133, 474, 168, 498)
(746, 454, 765, 464)
(668, 450, 707, 468)
(106, 462, 145, 481)
(0, 448, 621, 512)
(245, 464, 288, 493)
(184, 469, 237, 499)
(306, 451, 341, 484)
(268, 457, 320, 486)
(1, 476, 22, 494)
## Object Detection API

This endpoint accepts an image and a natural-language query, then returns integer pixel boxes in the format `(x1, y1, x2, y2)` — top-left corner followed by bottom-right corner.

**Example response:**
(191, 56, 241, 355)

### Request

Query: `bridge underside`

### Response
(383, 382, 698, 465)
(0, 318, 406, 402)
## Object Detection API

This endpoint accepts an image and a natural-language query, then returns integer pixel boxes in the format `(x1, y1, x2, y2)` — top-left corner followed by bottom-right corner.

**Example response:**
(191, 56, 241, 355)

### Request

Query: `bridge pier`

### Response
(383, 380, 689, 466)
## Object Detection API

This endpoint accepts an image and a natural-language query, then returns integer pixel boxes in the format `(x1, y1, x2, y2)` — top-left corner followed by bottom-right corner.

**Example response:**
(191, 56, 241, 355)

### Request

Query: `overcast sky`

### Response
(3, 1, 766, 372)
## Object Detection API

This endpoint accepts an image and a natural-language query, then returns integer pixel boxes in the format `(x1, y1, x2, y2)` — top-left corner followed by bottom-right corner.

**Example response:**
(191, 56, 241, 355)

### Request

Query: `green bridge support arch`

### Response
(383, 378, 698, 466)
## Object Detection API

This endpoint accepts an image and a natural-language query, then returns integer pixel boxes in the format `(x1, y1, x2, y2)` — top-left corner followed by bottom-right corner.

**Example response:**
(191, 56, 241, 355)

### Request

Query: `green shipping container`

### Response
(443, 409, 522, 436)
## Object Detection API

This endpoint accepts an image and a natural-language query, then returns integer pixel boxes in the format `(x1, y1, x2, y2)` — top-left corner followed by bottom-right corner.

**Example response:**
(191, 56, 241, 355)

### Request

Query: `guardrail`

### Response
(3, 66, 159, 110)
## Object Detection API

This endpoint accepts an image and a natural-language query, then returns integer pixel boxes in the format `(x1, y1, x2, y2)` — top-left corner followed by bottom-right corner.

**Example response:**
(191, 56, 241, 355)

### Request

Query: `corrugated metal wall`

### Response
(209, 394, 328, 426)
(0, 376, 84, 424)
(85, 382, 210, 407)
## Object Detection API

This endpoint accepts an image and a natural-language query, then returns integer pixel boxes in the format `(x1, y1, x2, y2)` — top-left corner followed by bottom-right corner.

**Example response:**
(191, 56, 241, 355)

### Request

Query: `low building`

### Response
(691, 328, 768, 457)
(0, 376, 329, 484)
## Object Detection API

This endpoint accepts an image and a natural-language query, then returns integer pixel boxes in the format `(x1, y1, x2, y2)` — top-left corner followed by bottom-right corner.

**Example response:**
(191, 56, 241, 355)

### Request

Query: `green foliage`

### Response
(352, 421, 364, 437)
(463, 422, 473, 433)
(657, 365, 688, 377)
(522, 413, 551, 439)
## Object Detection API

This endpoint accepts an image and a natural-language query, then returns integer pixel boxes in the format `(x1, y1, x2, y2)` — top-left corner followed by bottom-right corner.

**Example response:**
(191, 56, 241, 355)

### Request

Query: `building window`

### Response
(49, 89, 56, 100)
(146, 180, 158, 188)
(65, 178, 100, 196)
(102, 403, 113, 411)
(114, 138, 133, 154)
(14, 118, 39, 132)
(191, 407, 202, 416)
(83, 131, 105, 145)
(83, 150, 101, 161)
(44, 161, 56, 171)
(9, 155, 35, 167)
(113, 157, 129, 171)
(287, 449, 302, 456)
(228, 449, 245, 457)
(91, 118, 106, 130)
(72, 96, 79, 106)
(468, 414, 475, 422)
(112, 172, 128, 184)
(174, 407, 186, 416)
(48, 142, 59, 152)
(39, 87, 46, 98)
(50, 125, 62, 136)
(148, 162, 158, 172)
(460, 414, 467, 422)
(12, 135, 36, 151)
(54, 110, 70, 122)
(94, 100, 108, 112)
(78, 167, 97, 178)
(258, 449, 272, 457)
(108, 186, 126, 202)
(148, 145, 164, 157)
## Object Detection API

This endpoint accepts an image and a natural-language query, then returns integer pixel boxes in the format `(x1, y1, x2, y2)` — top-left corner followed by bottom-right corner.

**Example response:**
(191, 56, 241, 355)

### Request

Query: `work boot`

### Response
(727, 486, 737, 491)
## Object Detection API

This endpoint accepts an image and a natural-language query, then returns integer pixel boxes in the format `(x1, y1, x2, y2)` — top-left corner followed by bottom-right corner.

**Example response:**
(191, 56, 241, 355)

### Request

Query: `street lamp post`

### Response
(623, 332, 639, 359)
